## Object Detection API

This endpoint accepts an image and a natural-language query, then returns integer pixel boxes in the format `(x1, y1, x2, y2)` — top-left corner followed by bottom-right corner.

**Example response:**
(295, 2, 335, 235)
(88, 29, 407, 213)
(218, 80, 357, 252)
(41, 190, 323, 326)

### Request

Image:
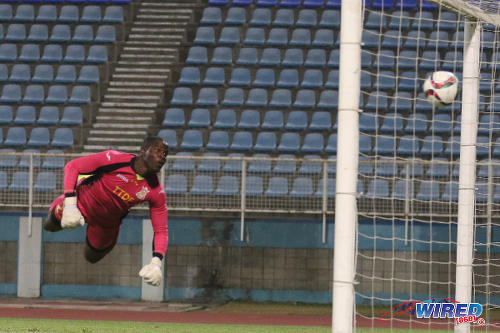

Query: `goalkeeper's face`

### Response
(142, 141, 168, 174)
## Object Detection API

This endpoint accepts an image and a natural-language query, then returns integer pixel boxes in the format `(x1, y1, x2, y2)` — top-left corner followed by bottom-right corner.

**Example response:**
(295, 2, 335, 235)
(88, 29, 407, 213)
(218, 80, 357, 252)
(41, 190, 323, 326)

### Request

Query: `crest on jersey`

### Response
(136, 186, 150, 200)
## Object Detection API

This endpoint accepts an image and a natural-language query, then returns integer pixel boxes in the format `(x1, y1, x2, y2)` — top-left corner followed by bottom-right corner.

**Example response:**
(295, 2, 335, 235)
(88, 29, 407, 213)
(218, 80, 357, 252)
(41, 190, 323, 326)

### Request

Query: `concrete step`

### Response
(109, 81, 165, 88)
(136, 14, 191, 21)
(130, 27, 186, 34)
(107, 87, 163, 94)
(96, 115, 153, 122)
(122, 46, 178, 54)
(114, 67, 170, 73)
(129, 34, 184, 41)
(90, 129, 148, 136)
(101, 101, 158, 108)
(141, 2, 199, 8)
(133, 21, 189, 27)
(111, 73, 169, 80)
(97, 107, 155, 114)
(120, 54, 176, 61)
(87, 137, 145, 143)
(104, 94, 161, 100)
(117, 61, 174, 66)
(123, 41, 183, 48)
(139, 8, 194, 15)
(93, 122, 150, 129)
(84, 144, 142, 152)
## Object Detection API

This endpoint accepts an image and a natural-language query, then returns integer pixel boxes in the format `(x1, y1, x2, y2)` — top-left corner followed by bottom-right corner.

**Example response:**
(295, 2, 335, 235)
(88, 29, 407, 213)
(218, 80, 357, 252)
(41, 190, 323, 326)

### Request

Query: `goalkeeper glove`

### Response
(139, 257, 162, 287)
(61, 195, 85, 229)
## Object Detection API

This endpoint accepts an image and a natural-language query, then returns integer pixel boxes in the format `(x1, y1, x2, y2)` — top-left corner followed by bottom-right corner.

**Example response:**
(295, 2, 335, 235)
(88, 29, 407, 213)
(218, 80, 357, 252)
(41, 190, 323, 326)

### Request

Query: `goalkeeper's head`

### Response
(138, 136, 168, 174)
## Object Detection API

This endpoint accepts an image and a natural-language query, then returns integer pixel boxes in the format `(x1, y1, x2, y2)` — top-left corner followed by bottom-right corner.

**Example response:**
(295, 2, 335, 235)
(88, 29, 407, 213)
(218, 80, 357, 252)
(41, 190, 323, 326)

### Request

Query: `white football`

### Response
(423, 71, 459, 107)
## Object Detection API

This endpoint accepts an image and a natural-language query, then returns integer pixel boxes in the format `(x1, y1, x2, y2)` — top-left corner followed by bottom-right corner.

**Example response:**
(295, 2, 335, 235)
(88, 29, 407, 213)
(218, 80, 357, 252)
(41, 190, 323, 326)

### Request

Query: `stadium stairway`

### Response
(84, 0, 199, 152)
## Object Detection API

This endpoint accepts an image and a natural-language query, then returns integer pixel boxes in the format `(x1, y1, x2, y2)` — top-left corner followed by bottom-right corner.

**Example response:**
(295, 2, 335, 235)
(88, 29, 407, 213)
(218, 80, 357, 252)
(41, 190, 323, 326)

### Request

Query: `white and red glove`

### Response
(61, 195, 85, 229)
(139, 257, 163, 287)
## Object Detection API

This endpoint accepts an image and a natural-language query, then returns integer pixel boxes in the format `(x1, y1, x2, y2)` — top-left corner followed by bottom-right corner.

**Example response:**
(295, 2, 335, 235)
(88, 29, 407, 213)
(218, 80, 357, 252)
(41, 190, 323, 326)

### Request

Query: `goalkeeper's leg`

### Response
(84, 224, 119, 264)
(44, 195, 64, 232)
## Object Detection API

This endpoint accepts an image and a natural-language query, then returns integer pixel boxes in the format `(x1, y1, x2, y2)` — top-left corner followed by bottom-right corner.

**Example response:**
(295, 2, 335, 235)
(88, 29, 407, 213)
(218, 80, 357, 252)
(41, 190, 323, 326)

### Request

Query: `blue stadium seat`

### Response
(59, 5, 79, 23)
(248, 154, 272, 173)
(171, 152, 196, 172)
(23, 85, 44, 103)
(246, 176, 263, 196)
(360, 71, 372, 90)
(37, 106, 59, 126)
(201, 7, 221, 25)
(297, 9, 317, 27)
(366, 179, 390, 198)
(420, 135, 443, 156)
(301, 69, 323, 88)
(277, 69, 299, 88)
(211, 47, 232, 65)
(162, 108, 184, 127)
(190, 175, 214, 195)
(225, 7, 246, 25)
(180, 130, 203, 150)
(361, 29, 380, 49)
(170, 87, 192, 106)
(64, 44, 85, 63)
(325, 133, 337, 153)
(419, 50, 441, 71)
(437, 11, 457, 31)
(9, 64, 31, 83)
(411, 10, 434, 30)
(428, 113, 452, 135)
(5, 23, 26, 41)
(103, 6, 124, 24)
(9, 171, 29, 191)
(476, 136, 491, 158)
(359, 112, 378, 133)
(373, 71, 396, 91)
(374, 135, 396, 155)
(218, 27, 240, 45)
(165, 174, 187, 195)
(293, 89, 316, 108)
(0, 4, 12, 21)
(315, 177, 335, 198)
(478, 114, 500, 135)
(197, 153, 221, 172)
(397, 50, 418, 70)
(253, 68, 275, 88)
(27, 24, 48, 42)
(214, 109, 236, 129)
(370, 0, 394, 9)
(268, 89, 291, 108)
(95, 25, 115, 43)
(279, 0, 301, 7)
(373, 50, 395, 69)
(303, 0, 324, 7)
(403, 30, 426, 49)
(397, 135, 419, 156)
(277, 132, 300, 152)
(273, 154, 296, 174)
(441, 182, 458, 202)
(206, 131, 229, 150)
(0, 84, 21, 103)
(157, 129, 177, 149)
(262, 110, 284, 130)
(381, 30, 401, 50)
(14, 105, 36, 125)
(387, 10, 411, 29)
(318, 9, 340, 28)
(0, 64, 7, 81)
(50, 24, 71, 43)
(395, 0, 417, 9)
(60, 106, 82, 126)
(186, 46, 208, 65)
(81, 5, 101, 23)
(317, 90, 337, 109)
(0, 171, 6, 190)
(78, 65, 99, 84)
(194, 27, 215, 45)
(4, 127, 26, 146)
(282, 49, 303, 67)
(426, 31, 450, 50)
(298, 154, 322, 174)
(215, 176, 239, 196)
(285, 110, 307, 131)
(234, 0, 253, 6)
(254, 132, 276, 152)
(301, 133, 324, 153)
(267, 28, 288, 46)
(46, 85, 68, 104)
(188, 108, 210, 128)
(238, 110, 260, 129)
(426, 158, 449, 178)
(390, 92, 413, 112)
(416, 180, 440, 201)
(397, 71, 417, 91)
(236, 47, 258, 66)
(230, 131, 253, 151)
(246, 88, 268, 107)
(18, 44, 40, 64)
(51, 128, 73, 147)
(443, 136, 460, 157)
(304, 49, 326, 67)
(0, 148, 18, 168)
(365, 11, 386, 29)
(31, 64, 54, 83)
(310, 111, 331, 131)
(380, 112, 403, 133)
(399, 158, 424, 178)
(27, 127, 50, 147)
(250, 8, 271, 26)
(450, 31, 464, 50)
(414, 92, 433, 112)
(290, 177, 313, 198)
(290, 28, 311, 47)
(477, 158, 500, 177)
(208, 0, 229, 5)
(0, 105, 13, 125)
(222, 88, 244, 106)
(179, 67, 200, 85)
(203, 67, 225, 86)
(273, 9, 294, 26)
(392, 179, 413, 200)
(259, 48, 281, 66)
(229, 68, 251, 87)
(54, 65, 76, 83)
(265, 177, 288, 197)
(41, 44, 62, 63)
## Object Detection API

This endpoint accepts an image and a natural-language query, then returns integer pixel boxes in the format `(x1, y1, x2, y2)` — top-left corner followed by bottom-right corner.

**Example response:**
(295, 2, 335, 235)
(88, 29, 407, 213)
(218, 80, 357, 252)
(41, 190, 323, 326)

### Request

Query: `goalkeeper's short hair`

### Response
(142, 136, 167, 150)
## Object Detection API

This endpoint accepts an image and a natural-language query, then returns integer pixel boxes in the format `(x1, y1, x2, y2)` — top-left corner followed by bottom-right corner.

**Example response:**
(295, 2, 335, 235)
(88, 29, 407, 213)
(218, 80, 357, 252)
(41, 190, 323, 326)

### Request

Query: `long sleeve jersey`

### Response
(64, 150, 168, 258)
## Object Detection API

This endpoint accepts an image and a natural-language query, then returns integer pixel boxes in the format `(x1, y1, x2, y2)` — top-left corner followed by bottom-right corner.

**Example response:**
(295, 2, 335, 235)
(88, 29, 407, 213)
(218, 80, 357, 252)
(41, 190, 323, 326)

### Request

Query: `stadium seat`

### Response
(14, 106, 36, 125)
(233, 0, 253, 6)
(246, 176, 263, 196)
(77, 65, 99, 84)
(0, 43, 17, 62)
(0, 105, 13, 125)
(41, 44, 62, 63)
(267, 28, 288, 46)
(325, 133, 337, 154)
(0, 171, 6, 190)
(298, 155, 322, 174)
(365, 91, 388, 111)
(309, 111, 331, 131)
(203, 67, 225, 86)
(194, 27, 215, 45)
(50, 24, 71, 43)
(0, 4, 13, 21)
(373, 50, 395, 69)
(392, 179, 413, 200)
(60, 106, 82, 126)
(46, 85, 68, 104)
(359, 134, 373, 154)
(40, 149, 64, 169)
(5, 24, 26, 41)
(1, 84, 22, 103)
(9, 171, 29, 191)
(297, 9, 317, 27)
(214, 109, 236, 129)
(0, 64, 7, 82)
(269, 89, 292, 108)
(265, 177, 288, 197)
(380, 113, 404, 133)
(441, 182, 458, 202)
(420, 135, 444, 156)
(215, 176, 239, 196)
(290, 177, 314, 198)
(253, 68, 275, 88)
(443, 136, 460, 157)
(196, 87, 218, 106)
(366, 179, 390, 198)
(32, 64, 54, 83)
(259, 48, 281, 66)
(403, 30, 426, 49)
(262, 110, 284, 130)
(179, 67, 200, 85)
(197, 153, 221, 172)
(64, 44, 85, 63)
(301, 133, 324, 153)
(10, 64, 31, 83)
(397, 135, 419, 156)
(312, 29, 334, 47)
(290, 29, 311, 47)
(229, 68, 251, 87)
(157, 129, 177, 149)
(190, 175, 214, 195)
(211, 47, 232, 65)
(51, 128, 73, 147)
(38, 106, 59, 125)
(277, 132, 300, 152)
(180, 130, 203, 150)
(304, 49, 326, 67)
(27, 24, 49, 42)
(243, 28, 266, 46)
(218, 27, 240, 45)
(374, 135, 396, 155)
(19, 44, 40, 63)
(273, 154, 297, 174)
(285, 110, 307, 131)
(246, 88, 268, 107)
(387, 10, 411, 29)
(54, 65, 77, 83)
(170, 87, 192, 106)
(201, 7, 221, 25)
(238, 110, 260, 129)
(23, 85, 44, 104)
(59, 5, 79, 23)
(103, 6, 124, 24)
(222, 88, 244, 106)
(27, 127, 50, 147)
(236, 48, 258, 66)
(426, 158, 450, 178)
(277, 69, 299, 88)
(317, 90, 338, 109)
(399, 158, 425, 178)
(273, 9, 294, 26)
(186, 46, 208, 65)
(416, 180, 441, 201)
(437, 11, 457, 31)
(225, 7, 246, 25)
(206, 131, 229, 150)
(248, 154, 272, 173)
(253, 132, 276, 152)
(163, 108, 184, 127)
(293, 89, 316, 108)
(301, 69, 323, 89)
(230, 131, 253, 151)
(4, 127, 26, 146)
(0, 148, 18, 168)
(165, 174, 187, 195)
(315, 177, 335, 198)
(282, 49, 303, 67)
(250, 8, 271, 26)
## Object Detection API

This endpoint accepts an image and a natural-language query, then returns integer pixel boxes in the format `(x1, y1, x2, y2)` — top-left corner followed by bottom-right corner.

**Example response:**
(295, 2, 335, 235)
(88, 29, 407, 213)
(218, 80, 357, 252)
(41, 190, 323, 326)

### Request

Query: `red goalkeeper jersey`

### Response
(64, 150, 168, 257)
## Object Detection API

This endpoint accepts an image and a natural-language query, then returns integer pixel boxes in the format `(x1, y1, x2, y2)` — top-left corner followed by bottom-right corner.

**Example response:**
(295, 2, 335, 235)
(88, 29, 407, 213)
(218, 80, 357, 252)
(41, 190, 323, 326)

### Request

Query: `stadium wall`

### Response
(0, 213, 498, 304)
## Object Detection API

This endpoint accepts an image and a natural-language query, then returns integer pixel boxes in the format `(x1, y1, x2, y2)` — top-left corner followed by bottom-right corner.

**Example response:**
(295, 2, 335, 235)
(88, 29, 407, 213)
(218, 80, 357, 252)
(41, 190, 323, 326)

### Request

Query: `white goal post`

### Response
(333, 0, 500, 332)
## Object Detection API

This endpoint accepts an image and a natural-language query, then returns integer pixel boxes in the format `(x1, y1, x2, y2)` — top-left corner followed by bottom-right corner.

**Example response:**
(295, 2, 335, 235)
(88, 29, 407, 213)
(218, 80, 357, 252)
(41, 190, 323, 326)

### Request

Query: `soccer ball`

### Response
(423, 71, 459, 107)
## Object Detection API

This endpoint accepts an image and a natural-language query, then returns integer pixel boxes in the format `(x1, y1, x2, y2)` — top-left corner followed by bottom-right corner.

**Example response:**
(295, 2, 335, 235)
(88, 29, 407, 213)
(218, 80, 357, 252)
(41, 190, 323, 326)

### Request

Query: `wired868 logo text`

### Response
(377, 298, 486, 326)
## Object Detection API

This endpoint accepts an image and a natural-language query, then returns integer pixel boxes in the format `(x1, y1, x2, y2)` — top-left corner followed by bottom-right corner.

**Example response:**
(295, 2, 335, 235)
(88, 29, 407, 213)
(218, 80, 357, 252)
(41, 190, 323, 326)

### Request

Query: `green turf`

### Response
(0, 318, 465, 333)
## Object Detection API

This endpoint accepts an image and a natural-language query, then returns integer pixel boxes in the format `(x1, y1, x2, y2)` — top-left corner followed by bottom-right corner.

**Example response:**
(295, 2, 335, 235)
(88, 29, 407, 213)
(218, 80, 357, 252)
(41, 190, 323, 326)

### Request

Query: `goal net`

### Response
(347, 0, 500, 331)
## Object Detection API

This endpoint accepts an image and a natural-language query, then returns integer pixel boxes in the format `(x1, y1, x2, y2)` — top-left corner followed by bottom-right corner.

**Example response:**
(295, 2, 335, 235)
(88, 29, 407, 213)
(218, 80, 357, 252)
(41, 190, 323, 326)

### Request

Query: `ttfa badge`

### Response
(136, 186, 150, 200)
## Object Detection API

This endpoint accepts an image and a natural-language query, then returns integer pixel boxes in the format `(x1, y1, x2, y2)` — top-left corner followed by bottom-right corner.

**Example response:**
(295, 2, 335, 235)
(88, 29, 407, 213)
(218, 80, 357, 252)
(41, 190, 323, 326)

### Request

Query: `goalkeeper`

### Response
(44, 137, 169, 287)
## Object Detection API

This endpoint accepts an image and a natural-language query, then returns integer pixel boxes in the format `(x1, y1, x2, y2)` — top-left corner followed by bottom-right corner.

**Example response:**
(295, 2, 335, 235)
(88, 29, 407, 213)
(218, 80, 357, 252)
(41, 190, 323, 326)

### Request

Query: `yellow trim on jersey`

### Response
(136, 174, 144, 180)
(77, 174, 92, 182)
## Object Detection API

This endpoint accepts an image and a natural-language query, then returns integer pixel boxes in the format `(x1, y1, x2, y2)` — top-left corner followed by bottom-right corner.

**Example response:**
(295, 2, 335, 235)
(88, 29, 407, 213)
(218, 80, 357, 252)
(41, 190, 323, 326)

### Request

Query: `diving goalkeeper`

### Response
(44, 137, 169, 287)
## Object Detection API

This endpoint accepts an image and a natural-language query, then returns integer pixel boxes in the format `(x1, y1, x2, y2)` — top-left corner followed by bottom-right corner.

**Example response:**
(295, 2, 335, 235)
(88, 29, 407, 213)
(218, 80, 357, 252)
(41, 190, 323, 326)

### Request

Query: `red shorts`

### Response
(49, 195, 120, 251)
